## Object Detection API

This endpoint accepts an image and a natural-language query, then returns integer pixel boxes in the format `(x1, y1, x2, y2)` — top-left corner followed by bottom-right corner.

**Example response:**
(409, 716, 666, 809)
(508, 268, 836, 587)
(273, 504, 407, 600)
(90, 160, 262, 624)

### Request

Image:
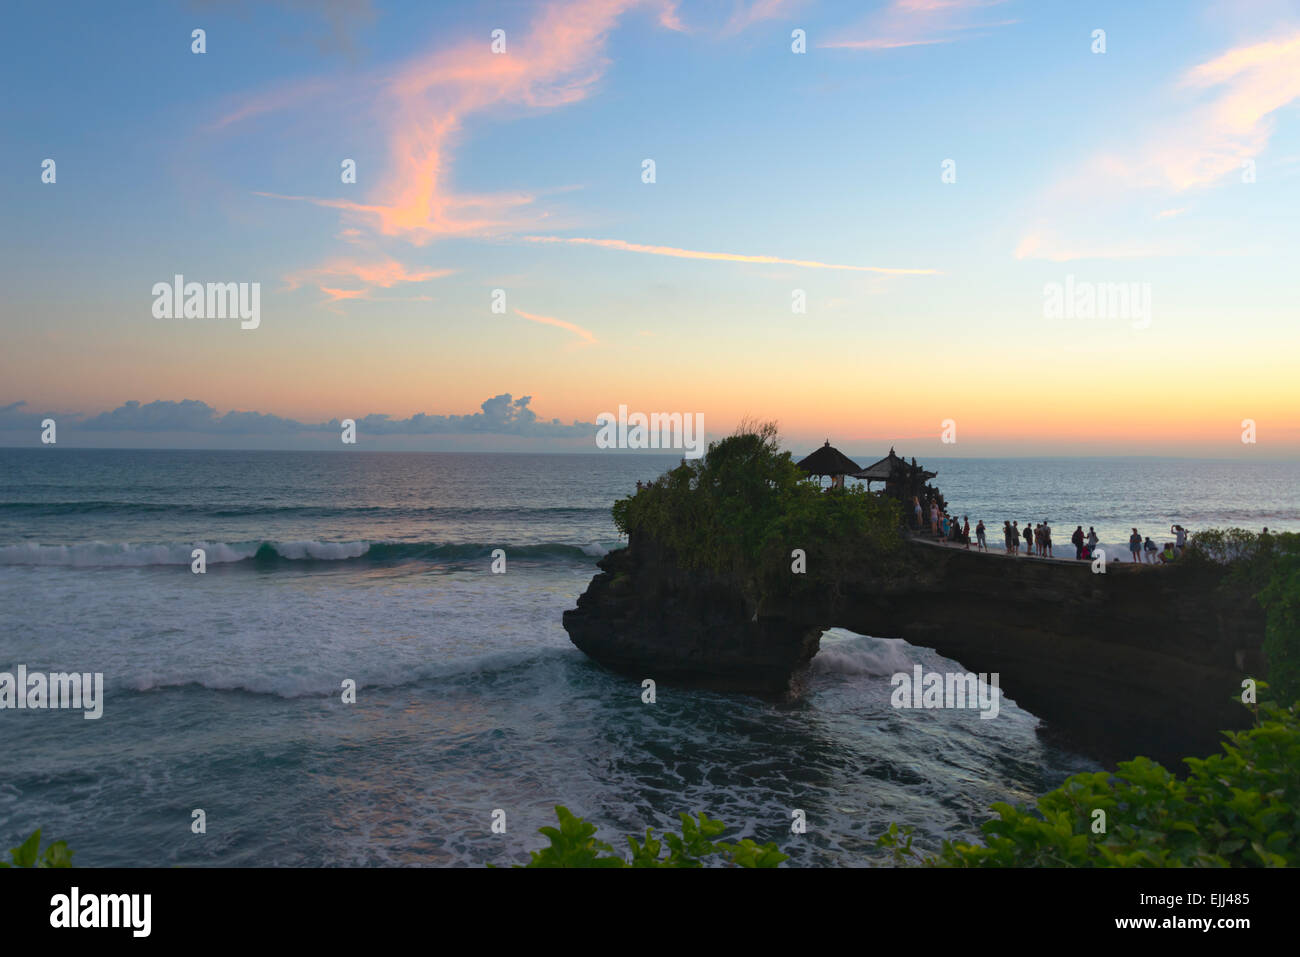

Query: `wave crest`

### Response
(0, 539, 620, 568)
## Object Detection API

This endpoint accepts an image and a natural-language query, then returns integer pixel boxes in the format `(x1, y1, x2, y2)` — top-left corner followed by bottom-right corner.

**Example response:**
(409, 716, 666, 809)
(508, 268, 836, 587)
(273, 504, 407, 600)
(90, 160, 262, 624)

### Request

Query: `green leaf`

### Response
(10, 829, 41, 868)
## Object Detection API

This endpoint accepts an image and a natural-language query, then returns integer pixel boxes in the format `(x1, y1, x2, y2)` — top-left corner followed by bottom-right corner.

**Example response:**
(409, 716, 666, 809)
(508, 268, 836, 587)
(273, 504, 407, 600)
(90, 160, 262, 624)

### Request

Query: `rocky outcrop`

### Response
(563, 534, 1268, 768)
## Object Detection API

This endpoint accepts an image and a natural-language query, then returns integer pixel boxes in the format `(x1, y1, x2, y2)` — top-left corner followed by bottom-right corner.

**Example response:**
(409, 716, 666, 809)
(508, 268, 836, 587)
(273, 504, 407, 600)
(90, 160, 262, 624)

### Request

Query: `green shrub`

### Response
(510, 805, 788, 868)
(0, 829, 73, 868)
(612, 422, 902, 603)
(878, 699, 1300, 867)
(1185, 529, 1300, 703)
(1257, 536, 1300, 704)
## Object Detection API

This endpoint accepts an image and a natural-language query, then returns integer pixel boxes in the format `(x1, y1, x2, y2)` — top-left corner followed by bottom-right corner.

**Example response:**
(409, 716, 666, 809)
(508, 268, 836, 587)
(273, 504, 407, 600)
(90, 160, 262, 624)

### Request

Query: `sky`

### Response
(1, 0, 1298, 458)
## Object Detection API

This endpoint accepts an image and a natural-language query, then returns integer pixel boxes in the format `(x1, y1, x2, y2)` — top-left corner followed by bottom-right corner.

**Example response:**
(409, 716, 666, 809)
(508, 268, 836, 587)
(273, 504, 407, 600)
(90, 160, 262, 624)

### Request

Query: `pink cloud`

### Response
(821, 0, 1014, 51)
(231, 0, 681, 245)
(514, 308, 598, 344)
(722, 0, 805, 36)
(319, 286, 369, 302)
(283, 257, 455, 304)
(1015, 31, 1300, 260)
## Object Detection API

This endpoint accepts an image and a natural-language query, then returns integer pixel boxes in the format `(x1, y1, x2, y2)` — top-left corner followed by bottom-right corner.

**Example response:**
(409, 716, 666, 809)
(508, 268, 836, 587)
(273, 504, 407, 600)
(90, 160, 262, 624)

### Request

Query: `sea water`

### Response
(1, 449, 1294, 866)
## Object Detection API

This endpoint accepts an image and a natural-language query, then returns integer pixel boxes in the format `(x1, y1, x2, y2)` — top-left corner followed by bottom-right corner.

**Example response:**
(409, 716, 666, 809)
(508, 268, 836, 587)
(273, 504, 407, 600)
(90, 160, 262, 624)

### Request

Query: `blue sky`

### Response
(2, 0, 1298, 456)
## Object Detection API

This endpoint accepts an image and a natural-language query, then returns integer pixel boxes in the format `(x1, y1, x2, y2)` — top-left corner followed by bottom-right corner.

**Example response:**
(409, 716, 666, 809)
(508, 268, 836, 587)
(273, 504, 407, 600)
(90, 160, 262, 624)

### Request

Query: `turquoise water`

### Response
(2, 449, 1293, 866)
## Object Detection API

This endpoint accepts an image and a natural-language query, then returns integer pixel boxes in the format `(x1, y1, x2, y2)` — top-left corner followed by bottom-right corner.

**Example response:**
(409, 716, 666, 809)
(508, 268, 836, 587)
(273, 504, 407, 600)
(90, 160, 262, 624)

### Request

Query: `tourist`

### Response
(930, 502, 940, 535)
(1080, 542, 1092, 561)
(1161, 542, 1176, 563)
(1020, 521, 1031, 556)
(1170, 524, 1189, 556)
(1041, 520, 1052, 558)
(1004, 520, 1014, 553)
(1071, 525, 1085, 560)
(976, 519, 987, 552)
(913, 496, 922, 530)
(940, 514, 949, 538)
(962, 516, 971, 549)
(1087, 527, 1099, 552)
(1129, 528, 1142, 564)
(1144, 536, 1158, 563)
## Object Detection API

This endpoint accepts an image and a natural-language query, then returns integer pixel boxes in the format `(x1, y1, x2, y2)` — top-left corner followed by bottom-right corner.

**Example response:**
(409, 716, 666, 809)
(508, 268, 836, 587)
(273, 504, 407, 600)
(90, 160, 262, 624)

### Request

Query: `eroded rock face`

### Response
(563, 534, 1267, 768)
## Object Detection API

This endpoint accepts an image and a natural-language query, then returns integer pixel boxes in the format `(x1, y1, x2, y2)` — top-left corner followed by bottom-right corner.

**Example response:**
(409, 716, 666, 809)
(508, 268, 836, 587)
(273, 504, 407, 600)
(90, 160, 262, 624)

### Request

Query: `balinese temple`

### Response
(798, 442, 946, 511)
(853, 447, 946, 513)
(796, 440, 861, 489)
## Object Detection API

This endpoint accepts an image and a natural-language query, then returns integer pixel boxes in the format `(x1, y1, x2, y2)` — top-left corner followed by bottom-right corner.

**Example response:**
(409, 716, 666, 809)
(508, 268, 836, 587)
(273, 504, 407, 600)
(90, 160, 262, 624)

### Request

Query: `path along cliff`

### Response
(563, 531, 1266, 768)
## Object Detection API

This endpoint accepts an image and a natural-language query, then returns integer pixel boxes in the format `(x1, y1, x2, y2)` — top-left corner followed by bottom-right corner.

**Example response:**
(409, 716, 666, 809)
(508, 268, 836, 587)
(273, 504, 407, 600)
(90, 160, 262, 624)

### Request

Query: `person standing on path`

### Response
(976, 520, 987, 552)
(1072, 525, 1085, 560)
(1024, 521, 1035, 557)
(1129, 528, 1143, 564)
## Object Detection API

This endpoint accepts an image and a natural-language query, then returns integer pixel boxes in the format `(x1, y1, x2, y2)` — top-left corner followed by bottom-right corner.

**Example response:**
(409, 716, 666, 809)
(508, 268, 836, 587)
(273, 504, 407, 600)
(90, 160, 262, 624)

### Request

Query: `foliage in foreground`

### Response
(0, 829, 73, 868)
(1184, 529, 1300, 703)
(512, 806, 788, 868)
(611, 421, 902, 603)
(878, 699, 1300, 867)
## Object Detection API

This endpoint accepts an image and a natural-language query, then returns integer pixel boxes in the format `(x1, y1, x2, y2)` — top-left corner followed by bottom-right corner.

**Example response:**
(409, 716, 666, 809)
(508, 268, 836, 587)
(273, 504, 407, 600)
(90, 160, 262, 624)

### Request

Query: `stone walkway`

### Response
(905, 530, 1162, 568)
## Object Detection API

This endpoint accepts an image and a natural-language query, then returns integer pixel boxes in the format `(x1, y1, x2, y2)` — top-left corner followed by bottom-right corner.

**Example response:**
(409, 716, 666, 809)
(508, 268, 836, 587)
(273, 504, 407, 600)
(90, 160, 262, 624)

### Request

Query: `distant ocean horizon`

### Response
(2, 449, 1296, 866)
(5, 445, 1297, 461)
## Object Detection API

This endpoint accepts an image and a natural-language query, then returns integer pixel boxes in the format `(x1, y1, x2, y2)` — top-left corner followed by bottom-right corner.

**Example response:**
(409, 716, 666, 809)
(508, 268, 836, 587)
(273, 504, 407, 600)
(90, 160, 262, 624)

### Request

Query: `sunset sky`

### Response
(2, 0, 1298, 457)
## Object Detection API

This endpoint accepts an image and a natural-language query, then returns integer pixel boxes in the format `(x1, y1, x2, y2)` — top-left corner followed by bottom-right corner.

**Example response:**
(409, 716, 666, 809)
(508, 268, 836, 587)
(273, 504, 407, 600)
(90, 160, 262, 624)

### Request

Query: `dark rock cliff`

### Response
(563, 534, 1267, 768)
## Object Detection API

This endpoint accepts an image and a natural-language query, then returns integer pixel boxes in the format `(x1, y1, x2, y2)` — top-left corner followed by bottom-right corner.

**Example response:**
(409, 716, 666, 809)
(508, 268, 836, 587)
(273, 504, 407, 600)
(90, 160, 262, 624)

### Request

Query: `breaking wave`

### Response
(0, 539, 619, 568)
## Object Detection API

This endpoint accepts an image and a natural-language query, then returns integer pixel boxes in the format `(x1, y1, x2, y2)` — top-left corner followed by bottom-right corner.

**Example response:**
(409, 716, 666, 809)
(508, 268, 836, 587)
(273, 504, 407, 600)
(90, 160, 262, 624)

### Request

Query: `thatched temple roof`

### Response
(851, 447, 936, 482)
(796, 440, 861, 477)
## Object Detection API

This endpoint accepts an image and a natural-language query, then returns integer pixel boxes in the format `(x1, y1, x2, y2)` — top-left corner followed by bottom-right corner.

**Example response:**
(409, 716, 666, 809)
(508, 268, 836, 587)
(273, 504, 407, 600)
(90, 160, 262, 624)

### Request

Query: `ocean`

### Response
(1, 449, 1296, 867)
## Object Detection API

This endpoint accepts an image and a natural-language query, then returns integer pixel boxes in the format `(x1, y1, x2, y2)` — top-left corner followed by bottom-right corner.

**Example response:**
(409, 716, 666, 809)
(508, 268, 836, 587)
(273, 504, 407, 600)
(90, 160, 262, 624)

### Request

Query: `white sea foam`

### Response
(0, 540, 371, 566)
(271, 540, 370, 561)
(124, 647, 558, 699)
(811, 631, 919, 676)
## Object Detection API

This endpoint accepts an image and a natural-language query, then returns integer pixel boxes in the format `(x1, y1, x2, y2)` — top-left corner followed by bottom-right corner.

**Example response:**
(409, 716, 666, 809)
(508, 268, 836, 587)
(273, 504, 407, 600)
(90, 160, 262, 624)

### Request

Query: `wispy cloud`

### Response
(221, 0, 883, 292)
(1015, 30, 1300, 261)
(283, 257, 454, 291)
(821, 0, 1015, 51)
(514, 308, 598, 344)
(207, 77, 342, 132)
(722, 0, 805, 36)
(281, 256, 454, 305)
(229, 0, 681, 245)
(523, 235, 939, 274)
